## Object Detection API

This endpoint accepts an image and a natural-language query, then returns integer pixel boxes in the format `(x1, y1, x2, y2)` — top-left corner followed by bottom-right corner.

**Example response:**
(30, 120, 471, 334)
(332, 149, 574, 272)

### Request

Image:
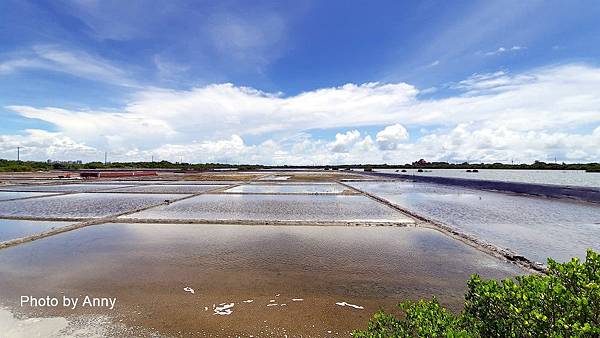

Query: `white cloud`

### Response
(3, 63, 600, 164)
(413, 123, 600, 163)
(483, 45, 526, 56)
(0, 129, 97, 161)
(0, 45, 133, 86)
(205, 12, 287, 68)
(330, 130, 362, 153)
(427, 60, 440, 67)
(376, 124, 409, 150)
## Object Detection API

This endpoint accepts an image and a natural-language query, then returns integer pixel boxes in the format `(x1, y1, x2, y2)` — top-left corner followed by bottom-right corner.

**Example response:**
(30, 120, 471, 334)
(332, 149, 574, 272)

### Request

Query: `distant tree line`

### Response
(1, 158, 599, 172)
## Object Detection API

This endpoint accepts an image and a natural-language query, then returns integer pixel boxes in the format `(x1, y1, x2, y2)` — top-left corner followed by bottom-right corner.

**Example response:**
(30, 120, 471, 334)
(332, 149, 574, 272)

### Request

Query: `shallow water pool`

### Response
(224, 184, 349, 194)
(123, 194, 412, 222)
(0, 219, 73, 242)
(0, 193, 185, 219)
(349, 181, 600, 262)
(0, 223, 523, 337)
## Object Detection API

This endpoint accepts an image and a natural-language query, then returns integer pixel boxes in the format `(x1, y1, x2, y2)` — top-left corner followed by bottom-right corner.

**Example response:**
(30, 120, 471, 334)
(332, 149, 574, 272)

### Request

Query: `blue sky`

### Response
(1, 0, 599, 164)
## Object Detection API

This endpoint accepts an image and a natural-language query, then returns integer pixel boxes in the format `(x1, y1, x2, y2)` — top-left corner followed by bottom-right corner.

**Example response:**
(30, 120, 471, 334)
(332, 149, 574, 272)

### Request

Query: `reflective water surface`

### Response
(224, 184, 349, 194)
(0, 191, 58, 201)
(0, 223, 523, 337)
(0, 219, 73, 242)
(0, 193, 185, 218)
(123, 194, 412, 222)
(350, 181, 600, 262)
(107, 184, 226, 193)
(0, 184, 135, 193)
(376, 169, 600, 188)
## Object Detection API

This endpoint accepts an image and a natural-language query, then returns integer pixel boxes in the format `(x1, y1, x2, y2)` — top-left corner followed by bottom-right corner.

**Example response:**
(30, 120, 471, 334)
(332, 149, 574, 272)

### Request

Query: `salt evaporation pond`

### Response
(107, 184, 225, 194)
(0, 191, 58, 201)
(375, 169, 600, 188)
(0, 219, 73, 242)
(349, 181, 600, 263)
(122, 194, 411, 222)
(0, 183, 135, 193)
(224, 184, 349, 194)
(88, 180, 240, 185)
(0, 223, 523, 337)
(0, 193, 185, 219)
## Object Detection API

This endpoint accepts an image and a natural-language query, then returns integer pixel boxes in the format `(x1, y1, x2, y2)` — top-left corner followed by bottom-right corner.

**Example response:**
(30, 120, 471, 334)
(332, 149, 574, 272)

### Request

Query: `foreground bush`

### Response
(353, 249, 599, 337)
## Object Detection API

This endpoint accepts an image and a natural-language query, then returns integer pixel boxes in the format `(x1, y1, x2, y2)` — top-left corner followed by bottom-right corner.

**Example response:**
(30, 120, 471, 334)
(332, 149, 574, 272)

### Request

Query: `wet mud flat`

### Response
(0, 223, 523, 337)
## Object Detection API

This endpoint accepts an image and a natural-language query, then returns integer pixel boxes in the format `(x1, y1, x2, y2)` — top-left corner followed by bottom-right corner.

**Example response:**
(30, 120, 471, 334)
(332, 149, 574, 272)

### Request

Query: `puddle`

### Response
(0, 193, 184, 219)
(224, 184, 347, 194)
(122, 194, 411, 222)
(350, 181, 600, 262)
(0, 223, 523, 337)
(0, 219, 73, 242)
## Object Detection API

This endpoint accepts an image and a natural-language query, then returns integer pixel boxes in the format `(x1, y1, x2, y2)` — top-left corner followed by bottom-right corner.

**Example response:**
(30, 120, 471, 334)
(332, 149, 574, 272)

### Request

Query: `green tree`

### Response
(354, 250, 600, 337)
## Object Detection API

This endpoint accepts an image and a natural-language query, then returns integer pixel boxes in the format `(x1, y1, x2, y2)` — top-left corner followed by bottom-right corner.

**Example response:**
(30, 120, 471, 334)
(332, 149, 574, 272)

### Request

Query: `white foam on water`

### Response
(213, 303, 234, 316)
(266, 304, 278, 307)
(335, 301, 364, 309)
(275, 294, 280, 297)
(242, 300, 254, 303)
(183, 287, 194, 294)
(269, 299, 275, 303)
(292, 298, 303, 302)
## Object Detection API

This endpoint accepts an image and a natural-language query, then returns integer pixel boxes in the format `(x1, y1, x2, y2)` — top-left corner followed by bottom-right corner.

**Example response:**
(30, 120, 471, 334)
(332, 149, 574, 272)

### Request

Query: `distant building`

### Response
(47, 159, 83, 164)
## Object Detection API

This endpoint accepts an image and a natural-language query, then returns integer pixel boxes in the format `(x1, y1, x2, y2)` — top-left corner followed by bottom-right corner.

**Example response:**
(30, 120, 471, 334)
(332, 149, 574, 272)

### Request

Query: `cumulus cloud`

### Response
(3, 63, 600, 164)
(414, 123, 600, 163)
(376, 124, 409, 150)
(330, 130, 362, 153)
(0, 129, 97, 161)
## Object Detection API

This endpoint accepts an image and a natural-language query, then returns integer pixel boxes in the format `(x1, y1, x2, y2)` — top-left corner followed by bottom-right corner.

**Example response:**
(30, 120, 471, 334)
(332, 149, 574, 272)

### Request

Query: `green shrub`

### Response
(353, 250, 599, 337)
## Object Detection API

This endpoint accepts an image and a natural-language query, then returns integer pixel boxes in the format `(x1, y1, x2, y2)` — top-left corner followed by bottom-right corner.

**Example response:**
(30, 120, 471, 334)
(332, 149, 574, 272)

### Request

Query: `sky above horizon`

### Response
(1, 0, 600, 165)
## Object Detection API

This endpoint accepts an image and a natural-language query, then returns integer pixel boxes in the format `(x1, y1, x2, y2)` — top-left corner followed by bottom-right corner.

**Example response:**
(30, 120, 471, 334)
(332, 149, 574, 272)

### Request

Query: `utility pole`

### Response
(17, 147, 20, 161)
